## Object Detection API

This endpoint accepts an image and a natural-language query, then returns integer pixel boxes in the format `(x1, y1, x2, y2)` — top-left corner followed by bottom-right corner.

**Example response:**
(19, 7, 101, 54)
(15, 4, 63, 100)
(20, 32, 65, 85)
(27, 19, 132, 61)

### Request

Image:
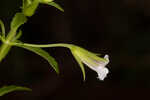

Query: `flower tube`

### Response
(71, 46, 109, 80)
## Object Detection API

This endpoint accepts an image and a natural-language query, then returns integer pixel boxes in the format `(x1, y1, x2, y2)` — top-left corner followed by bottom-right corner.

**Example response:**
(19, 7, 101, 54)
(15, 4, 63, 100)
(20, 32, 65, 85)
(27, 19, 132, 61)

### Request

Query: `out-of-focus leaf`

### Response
(16, 44, 59, 73)
(10, 13, 27, 30)
(0, 85, 31, 96)
(0, 19, 5, 37)
(39, 0, 53, 3)
(23, 0, 40, 17)
(46, 2, 64, 12)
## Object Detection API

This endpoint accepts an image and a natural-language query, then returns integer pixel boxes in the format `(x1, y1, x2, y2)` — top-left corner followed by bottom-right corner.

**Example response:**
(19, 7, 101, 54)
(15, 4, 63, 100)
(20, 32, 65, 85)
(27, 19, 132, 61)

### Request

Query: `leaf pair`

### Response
(0, 13, 27, 41)
(2, 12, 84, 79)
(0, 12, 59, 73)
(0, 11, 60, 97)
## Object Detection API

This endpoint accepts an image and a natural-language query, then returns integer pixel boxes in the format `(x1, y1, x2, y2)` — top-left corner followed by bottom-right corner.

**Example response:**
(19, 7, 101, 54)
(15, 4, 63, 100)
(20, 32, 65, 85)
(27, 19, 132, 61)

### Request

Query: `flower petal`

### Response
(97, 67, 109, 80)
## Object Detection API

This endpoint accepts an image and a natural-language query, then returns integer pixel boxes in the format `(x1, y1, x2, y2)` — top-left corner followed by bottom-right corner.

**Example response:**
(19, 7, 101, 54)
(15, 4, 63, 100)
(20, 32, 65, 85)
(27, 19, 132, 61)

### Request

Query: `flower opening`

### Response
(82, 54, 109, 80)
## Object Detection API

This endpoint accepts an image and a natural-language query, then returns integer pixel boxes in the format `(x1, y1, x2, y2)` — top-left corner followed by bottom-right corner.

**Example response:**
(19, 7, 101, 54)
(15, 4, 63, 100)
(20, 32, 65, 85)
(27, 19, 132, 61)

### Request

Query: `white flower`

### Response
(96, 55, 109, 80)
(81, 54, 109, 80)
(71, 46, 110, 80)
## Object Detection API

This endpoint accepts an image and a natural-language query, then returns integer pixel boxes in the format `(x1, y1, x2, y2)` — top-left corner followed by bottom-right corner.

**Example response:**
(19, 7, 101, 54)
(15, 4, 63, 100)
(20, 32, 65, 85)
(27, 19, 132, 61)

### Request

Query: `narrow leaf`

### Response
(0, 19, 5, 37)
(47, 2, 64, 12)
(16, 44, 59, 73)
(11, 13, 27, 30)
(39, 0, 53, 3)
(71, 51, 86, 81)
(0, 85, 31, 96)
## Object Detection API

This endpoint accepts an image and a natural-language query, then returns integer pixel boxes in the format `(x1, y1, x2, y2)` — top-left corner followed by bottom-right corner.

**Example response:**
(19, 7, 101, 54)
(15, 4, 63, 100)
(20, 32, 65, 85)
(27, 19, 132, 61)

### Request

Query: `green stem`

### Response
(6, 28, 17, 41)
(0, 29, 16, 62)
(13, 42, 74, 49)
(0, 44, 11, 62)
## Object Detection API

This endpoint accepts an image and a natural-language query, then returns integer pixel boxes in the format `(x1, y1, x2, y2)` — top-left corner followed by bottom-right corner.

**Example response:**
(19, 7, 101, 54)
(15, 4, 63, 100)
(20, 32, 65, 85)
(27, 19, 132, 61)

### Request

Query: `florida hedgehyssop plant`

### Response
(0, 0, 109, 96)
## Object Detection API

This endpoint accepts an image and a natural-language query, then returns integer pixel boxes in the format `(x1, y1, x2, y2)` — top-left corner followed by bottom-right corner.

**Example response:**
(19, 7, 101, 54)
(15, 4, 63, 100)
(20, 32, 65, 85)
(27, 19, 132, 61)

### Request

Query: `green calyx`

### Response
(71, 46, 107, 63)
(22, 0, 40, 17)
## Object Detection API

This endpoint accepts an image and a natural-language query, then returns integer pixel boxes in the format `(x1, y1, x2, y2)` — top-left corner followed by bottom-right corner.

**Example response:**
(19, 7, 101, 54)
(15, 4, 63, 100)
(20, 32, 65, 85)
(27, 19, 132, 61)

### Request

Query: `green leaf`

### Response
(23, 0, 40, 17)
(39, 0, 53, 3)
(46, 2, 64, 12)
(0, 85, 31, 96)
(71, 51, 86, 81)
(11, 13, 27, 30)
(0, 19, 5, 38)
(16, 44, 59, 74)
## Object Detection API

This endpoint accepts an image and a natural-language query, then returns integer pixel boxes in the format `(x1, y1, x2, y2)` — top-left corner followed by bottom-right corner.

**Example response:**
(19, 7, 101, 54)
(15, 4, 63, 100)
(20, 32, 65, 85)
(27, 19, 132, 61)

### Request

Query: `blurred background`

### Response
(0, 0, 150, 99)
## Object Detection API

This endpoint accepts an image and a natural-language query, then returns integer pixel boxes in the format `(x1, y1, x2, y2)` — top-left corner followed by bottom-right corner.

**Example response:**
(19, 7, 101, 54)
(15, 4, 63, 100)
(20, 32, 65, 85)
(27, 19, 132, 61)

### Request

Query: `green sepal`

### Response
(72, 46, 106, 62)
(15, 44, 59, 74)
(71, 50, 86, 81)
(0, 85, 31, 96)
(23, 0, 40, 17)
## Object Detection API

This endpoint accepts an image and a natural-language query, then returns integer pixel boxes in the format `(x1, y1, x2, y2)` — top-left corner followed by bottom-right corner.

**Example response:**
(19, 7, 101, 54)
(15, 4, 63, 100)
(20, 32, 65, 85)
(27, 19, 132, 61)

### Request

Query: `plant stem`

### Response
(13, 42, 75, 49)
(0, 29, 16, 62)
(0, 43, 11, 62)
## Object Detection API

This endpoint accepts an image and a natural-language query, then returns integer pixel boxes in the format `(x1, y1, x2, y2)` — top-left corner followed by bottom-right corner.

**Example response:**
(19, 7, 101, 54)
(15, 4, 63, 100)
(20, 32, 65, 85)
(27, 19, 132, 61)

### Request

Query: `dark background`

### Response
(0, 0, 150, 100)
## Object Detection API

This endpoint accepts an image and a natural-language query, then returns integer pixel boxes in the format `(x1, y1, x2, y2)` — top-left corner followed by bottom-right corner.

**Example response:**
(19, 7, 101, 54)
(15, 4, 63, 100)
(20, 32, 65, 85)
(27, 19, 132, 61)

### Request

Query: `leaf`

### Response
(71, 51, 86, 81)
(23, 0, 40, 17)
(10, 13, 27, 30)
(0, 85, 31, 96)
(0, 19, 5, 37)
(16, 44, 59, 74)
(46, 1, 64, 12)
(39, 0, 53, 3)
